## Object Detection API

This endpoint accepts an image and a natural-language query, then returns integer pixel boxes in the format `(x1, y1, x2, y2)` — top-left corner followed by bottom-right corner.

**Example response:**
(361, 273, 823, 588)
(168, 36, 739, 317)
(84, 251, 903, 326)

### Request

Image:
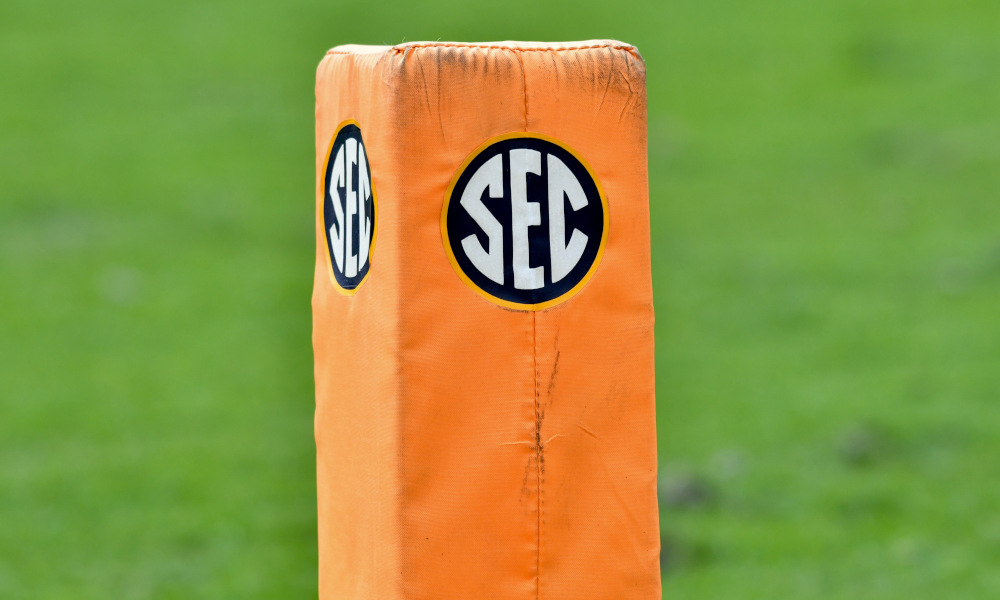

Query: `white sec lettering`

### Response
(509, 149, 544, 291)
(459, 154, 505, 284)
(547, 153, 589, 283)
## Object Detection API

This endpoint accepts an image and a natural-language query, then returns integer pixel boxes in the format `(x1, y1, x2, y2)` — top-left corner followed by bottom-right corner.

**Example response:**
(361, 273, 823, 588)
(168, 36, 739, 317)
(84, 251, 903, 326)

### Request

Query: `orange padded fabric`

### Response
(313, 40, 659, 600)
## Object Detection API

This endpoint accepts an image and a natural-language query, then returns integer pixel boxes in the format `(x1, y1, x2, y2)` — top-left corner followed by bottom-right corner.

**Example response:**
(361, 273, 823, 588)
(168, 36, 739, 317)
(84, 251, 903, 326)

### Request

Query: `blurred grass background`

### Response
(2, 0, 1000, 597)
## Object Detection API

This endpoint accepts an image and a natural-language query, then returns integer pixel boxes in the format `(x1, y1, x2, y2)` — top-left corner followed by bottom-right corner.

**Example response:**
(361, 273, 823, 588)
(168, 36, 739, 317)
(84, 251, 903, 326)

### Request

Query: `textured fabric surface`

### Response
(313, 40, 659, 599)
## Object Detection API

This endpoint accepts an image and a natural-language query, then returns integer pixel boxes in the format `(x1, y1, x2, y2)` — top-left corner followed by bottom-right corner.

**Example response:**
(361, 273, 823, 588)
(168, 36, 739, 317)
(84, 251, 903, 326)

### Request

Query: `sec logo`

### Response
(442, 133, 608, 310)
(322, 120, 377, 293)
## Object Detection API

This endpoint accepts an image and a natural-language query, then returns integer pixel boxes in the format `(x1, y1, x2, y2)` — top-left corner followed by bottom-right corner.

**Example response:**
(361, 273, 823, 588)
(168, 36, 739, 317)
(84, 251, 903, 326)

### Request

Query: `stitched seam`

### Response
(327, 43, 642, 61)
(532, 311, 540, 600)
(515, 52, 529, 132)
(516, 47, 541, 600)
(525, 55, 542, 600)
(395, 42, 635, 55)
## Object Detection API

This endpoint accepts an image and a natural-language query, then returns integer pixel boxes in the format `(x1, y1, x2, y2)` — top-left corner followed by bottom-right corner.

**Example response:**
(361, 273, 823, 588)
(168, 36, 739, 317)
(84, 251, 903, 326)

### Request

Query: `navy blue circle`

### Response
(323, 124, 375, 290)
(445, 136, 605, 307)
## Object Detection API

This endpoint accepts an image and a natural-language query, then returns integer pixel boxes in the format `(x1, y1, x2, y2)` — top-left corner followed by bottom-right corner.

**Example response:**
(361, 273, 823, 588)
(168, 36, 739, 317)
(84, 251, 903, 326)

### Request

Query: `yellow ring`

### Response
(320, 119, 379, 296)
(441, 131, 609, 311)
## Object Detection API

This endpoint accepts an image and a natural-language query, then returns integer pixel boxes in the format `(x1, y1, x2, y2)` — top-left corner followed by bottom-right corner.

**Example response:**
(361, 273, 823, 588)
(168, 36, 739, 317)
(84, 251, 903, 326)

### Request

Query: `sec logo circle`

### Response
(322, 120, 377, 293)
(442, 133, 608, 310)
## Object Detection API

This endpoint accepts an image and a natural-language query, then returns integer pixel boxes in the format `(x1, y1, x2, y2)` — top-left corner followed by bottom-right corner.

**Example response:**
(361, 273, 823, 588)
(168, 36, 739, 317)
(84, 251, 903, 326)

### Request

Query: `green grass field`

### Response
(3, 0, 1000, 597)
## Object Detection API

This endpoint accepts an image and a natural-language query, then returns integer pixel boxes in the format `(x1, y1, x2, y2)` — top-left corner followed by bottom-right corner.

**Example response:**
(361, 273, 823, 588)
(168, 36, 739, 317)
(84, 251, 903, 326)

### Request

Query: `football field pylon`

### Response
(313, 40, 659, 599)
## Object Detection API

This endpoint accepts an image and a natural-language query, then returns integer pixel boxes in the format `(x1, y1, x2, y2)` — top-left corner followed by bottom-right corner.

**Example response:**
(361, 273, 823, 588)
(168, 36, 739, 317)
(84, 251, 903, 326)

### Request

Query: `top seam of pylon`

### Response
(326, 43, 641, 61)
